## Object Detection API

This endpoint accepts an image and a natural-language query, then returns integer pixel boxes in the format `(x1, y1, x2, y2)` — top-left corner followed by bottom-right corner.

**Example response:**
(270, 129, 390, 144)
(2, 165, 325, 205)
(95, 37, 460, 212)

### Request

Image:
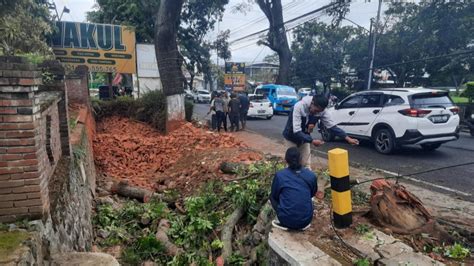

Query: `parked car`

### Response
(194, 90, 211, 103)
(184, 89, 194, 101)
(298, 87, 313, 99)
(254, 84, 298, 113)
(320, 88, 460, 154)
(247, 94, 273, 120)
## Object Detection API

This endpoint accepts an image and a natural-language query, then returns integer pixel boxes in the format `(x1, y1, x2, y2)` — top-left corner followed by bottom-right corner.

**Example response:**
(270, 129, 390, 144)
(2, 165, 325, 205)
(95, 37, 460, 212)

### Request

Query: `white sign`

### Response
(136, 44, 160, 78)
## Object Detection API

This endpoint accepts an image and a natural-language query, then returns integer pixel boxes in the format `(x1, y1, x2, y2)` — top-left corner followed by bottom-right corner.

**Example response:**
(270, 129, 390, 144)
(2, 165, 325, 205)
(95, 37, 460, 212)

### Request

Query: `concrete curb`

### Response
(268, 228, 341, 266)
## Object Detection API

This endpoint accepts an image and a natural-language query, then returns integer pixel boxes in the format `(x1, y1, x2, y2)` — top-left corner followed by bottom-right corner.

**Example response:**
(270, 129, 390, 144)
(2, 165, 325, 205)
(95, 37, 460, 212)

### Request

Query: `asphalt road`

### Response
(194, 103, 474, 201)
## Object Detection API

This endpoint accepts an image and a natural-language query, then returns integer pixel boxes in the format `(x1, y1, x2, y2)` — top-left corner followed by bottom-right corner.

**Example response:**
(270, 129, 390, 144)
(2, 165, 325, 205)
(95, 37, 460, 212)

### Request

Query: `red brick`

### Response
(1, 115, 32, 123)
(0, 162, 7, 167)
(0, 167, 23, 175)
(11, 185, 40, 193)
(22, 153, 37, 159)
(0, 99, 32, 107)
(22, 165, 39, 172)
(5, 130, 35, 138)
(10, 172, 39, 180)
(0, 193, 27, 202)
(0, 139, 35, 146)
(0, 107, 16, 114)
(24, 178, 40, 185)
(7, 147, 36, 154)
(0, 202, 13, 208)
(0, 188, 11, 194)
(0, 207, 28, 215)
(7, 159, 38, 167)
(0, 179, 24, 188)
(18, 78, 41, 86)
(28, 206, 43, 214)
(27, 192, 41, 199)
(0, 154, 22, 161)
(0, 122, 35, 130)
(0, 174, 10, 181)
(14, 199, 41, 207)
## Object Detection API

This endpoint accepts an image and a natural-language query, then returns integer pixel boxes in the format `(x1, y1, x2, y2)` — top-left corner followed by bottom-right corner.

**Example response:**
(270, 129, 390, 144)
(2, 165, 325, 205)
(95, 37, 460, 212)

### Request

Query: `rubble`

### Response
(93, 116, 262, 192)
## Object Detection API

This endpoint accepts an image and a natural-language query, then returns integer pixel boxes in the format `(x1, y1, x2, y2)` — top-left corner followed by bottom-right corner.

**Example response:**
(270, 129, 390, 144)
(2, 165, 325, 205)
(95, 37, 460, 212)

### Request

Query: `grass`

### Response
(0, 231, 30, 257)
(451, 96, 469, 104)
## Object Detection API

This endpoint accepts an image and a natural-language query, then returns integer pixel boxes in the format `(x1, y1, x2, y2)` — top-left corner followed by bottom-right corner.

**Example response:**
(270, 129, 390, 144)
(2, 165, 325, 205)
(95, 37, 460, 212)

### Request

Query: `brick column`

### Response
(0, 56, 46, 222)
(39, 60, 71, 157)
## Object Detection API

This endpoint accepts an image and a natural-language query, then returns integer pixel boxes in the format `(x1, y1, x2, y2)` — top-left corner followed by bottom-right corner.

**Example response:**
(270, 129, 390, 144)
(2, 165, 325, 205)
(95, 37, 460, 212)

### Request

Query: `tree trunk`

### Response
(257, 0, 292, 85)
(154, 0, 186, 132)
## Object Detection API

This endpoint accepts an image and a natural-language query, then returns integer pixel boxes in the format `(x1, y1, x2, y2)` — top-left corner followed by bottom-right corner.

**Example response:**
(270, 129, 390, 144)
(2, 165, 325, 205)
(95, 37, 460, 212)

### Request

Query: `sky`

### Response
(53, 0, 390, 64)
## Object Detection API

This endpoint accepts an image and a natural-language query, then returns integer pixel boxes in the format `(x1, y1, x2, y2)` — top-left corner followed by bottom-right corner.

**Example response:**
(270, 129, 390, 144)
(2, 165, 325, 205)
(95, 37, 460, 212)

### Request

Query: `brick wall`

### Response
(65, 65, 90, 105)
(0, 57, 68, 222)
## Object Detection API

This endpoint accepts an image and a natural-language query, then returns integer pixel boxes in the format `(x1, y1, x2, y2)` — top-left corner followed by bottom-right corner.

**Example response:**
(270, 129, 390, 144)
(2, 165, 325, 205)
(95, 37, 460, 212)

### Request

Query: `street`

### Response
(194, 103, 474, 201)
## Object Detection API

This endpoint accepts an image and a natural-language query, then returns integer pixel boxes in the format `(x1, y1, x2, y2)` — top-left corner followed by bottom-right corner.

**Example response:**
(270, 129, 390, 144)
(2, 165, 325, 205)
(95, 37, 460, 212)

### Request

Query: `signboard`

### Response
(136, 44, 159, 78)
(51, 21, 137, 73)
(225, 62, 245, 74)
(224, 74, 246, 87)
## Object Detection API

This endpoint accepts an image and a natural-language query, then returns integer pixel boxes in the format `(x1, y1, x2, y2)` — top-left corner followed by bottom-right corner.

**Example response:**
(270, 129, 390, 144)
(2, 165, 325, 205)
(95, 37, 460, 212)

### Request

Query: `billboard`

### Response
(225, 62, 245, 74)
(51, 21, 137, 74)
(136, 44, 159, 78)
(224, 74, 246, 87)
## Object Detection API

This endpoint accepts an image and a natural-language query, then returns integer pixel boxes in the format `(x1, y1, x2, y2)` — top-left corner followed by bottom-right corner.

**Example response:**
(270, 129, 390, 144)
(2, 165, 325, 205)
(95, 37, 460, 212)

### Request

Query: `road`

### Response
(194, 103, 474, 201)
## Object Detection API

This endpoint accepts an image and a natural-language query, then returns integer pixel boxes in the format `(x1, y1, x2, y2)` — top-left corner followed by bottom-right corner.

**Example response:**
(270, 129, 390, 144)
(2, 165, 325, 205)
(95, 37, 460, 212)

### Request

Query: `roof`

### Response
(362, 87, 446, 95)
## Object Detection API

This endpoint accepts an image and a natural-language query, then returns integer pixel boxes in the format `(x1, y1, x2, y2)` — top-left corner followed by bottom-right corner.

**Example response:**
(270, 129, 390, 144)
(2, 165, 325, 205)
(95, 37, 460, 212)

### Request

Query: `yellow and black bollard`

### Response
(328, 148, 352, 228)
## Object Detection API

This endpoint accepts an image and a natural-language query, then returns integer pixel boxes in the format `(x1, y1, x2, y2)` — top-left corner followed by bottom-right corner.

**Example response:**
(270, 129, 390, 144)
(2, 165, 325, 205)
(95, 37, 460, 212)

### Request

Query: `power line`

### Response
(229, 1, 340, 45)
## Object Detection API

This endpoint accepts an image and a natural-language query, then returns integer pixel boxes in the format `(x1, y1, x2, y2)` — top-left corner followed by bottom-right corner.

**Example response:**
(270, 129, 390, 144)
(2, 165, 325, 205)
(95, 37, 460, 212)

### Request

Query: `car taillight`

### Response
(449, 106, 459, 115)
(269, 103, 272, 108)
(249, 103, 254, 108)
(398, 108, 432, 117)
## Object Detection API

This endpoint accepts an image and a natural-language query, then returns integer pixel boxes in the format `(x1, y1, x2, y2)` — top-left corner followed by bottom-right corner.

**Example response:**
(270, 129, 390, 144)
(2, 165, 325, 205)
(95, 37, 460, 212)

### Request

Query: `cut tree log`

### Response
(155, 219, 183, 256)
(110, 180, 154, 203)
(221, 207, 244, 262)
(219, 162, 248, 174)
(370, 179, 435, 234)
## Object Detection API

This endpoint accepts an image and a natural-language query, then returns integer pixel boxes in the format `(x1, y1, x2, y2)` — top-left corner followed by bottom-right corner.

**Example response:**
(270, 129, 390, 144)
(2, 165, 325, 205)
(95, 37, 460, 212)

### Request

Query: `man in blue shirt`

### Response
(283, 95, 359, 169)
(271, 147, 317, 230)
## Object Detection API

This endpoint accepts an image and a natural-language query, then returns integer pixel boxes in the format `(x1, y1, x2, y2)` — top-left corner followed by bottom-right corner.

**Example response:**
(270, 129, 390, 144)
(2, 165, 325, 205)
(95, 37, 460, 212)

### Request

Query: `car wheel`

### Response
(266, 115, 273, 120)
(320, 125, 334, 142)
(374, 128, 395, 154)
(420, 143, 441, 151)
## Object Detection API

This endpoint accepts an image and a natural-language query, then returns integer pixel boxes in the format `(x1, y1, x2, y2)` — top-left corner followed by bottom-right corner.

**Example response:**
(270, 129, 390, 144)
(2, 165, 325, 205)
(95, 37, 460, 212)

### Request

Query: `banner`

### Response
(225, 62, 245, 74)
(51, 21, 137, 74)
(224, 74, 246, 87)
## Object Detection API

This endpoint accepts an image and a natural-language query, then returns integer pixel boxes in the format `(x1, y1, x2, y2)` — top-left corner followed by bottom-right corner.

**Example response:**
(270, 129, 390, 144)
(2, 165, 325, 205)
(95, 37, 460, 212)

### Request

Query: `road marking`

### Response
(309, 148, 472, 197)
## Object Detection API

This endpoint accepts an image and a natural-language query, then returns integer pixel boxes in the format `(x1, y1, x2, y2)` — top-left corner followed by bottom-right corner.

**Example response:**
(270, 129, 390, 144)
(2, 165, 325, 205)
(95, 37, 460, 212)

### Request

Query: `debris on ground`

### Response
(93, 116, 262, 192)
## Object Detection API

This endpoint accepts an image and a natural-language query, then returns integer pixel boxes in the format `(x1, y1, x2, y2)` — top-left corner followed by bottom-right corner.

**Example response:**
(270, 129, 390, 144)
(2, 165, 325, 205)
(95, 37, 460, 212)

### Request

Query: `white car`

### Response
(321, 88, 460, 154)
(193, 90, 211, 103)
(247, 94, 273, 120)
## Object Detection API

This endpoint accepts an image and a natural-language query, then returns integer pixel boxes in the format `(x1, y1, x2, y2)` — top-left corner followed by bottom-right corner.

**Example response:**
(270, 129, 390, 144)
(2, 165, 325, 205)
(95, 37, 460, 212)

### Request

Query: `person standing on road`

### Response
(283, 95, 359, 169)
(222, 92, 230, 132)
(239, 92, 250, 130)
(270, 147, 317, 230)
(213, 93, 226, 132)
(228, 93, 241, 132)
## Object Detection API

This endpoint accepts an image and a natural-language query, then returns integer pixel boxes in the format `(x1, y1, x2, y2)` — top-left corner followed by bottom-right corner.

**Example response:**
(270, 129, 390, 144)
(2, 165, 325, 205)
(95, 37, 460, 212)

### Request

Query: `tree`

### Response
(255, 0, 292, 85)
(0, 0, 52, 55)
(291, 22, 358, 92)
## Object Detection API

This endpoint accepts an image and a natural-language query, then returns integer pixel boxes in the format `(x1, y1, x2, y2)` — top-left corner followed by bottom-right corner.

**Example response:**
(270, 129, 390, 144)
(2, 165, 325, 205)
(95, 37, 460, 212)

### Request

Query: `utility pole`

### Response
(367, 0, 382, 90)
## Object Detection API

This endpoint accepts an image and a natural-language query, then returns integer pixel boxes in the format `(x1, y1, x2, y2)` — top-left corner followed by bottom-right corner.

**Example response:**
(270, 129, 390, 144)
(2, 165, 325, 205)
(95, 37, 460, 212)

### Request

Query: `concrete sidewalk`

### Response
(232, 130, 474, 223)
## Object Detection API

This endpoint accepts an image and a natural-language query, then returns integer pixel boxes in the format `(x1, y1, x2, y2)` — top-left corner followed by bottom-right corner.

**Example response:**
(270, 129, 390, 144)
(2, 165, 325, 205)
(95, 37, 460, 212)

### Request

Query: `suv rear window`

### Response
(411, 93, 453, 108)
(249, 95, 269, 102)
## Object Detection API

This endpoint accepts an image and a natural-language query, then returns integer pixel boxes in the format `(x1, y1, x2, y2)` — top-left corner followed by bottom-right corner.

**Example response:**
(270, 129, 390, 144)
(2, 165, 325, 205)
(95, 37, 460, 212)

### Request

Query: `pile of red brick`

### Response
(93, 116, 254, 190)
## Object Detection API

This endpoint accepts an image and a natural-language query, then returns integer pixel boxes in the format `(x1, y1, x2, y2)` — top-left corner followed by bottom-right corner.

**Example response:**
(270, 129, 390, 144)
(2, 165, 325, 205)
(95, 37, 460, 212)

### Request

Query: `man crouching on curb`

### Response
(283, 95, 359, 169)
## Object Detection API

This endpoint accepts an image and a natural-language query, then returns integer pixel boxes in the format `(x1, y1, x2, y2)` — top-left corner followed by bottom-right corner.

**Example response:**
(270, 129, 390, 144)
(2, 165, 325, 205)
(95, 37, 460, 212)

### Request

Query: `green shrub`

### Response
(331, 87, 351, 100)
(185, 100, 194, 122)
(461, 82, 474, 103)
(92, 90, 167, 132)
